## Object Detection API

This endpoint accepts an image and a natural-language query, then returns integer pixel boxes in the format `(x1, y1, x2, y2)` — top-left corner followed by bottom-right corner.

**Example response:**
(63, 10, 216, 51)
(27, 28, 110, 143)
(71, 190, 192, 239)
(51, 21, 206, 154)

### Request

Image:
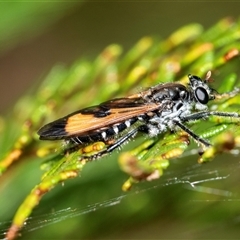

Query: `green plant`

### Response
(1, 17, 240, 239)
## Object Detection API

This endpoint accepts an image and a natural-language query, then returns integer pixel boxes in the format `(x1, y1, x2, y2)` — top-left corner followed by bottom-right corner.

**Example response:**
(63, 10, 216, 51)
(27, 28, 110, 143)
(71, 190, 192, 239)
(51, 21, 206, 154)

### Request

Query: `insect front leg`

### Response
(176, 110, 240, 154)
(181, 111, 240, 122)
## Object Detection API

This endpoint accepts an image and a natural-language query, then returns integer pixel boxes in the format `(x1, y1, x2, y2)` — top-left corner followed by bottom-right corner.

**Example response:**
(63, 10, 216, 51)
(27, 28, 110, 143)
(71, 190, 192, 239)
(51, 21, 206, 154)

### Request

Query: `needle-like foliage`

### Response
(1, 17, 240, 240)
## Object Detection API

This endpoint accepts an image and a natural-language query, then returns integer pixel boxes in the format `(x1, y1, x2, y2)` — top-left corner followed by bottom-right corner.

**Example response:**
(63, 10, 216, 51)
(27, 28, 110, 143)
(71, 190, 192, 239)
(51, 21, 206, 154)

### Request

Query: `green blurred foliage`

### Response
(1, 3, 240, 240)
(0, 2, 82, 53)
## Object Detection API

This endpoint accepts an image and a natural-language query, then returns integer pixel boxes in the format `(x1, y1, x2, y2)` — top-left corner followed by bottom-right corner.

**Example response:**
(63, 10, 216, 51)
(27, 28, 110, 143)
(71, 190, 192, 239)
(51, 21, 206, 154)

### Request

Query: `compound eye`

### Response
(195, 87, 209, 104)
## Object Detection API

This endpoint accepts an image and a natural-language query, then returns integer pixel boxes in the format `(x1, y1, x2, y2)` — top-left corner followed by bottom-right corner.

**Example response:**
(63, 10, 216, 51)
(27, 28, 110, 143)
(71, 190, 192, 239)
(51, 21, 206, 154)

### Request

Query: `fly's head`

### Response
(188, 73, 216, 110)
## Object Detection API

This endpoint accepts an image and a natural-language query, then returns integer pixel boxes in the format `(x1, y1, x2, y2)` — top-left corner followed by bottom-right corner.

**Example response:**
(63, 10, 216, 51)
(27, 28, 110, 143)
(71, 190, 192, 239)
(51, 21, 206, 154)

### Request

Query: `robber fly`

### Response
(38, 72, 240, 159)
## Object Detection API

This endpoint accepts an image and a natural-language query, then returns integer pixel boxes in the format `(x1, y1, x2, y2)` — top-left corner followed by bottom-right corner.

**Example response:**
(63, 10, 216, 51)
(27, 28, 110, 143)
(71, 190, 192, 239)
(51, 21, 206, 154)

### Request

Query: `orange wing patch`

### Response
(65, 104, 160, 136)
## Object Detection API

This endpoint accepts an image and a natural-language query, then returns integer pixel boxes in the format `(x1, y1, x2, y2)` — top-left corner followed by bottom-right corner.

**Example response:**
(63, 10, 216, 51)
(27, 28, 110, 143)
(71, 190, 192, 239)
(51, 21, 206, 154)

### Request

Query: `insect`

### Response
(38, 72, 240, 159)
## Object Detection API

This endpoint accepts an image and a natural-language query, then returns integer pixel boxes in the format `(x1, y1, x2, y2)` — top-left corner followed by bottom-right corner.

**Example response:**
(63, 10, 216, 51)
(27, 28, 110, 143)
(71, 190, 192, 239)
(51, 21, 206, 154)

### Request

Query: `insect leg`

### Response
(105, 129, 139, 153)
(181, 111, 240, 122)
(173, 120, 211, 147)
(83, 126, 148, 160)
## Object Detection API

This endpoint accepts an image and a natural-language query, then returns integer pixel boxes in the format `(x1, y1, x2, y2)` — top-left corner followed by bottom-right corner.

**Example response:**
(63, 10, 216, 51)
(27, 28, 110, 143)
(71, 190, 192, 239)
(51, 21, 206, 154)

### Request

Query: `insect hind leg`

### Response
(83, 125, 148, 160)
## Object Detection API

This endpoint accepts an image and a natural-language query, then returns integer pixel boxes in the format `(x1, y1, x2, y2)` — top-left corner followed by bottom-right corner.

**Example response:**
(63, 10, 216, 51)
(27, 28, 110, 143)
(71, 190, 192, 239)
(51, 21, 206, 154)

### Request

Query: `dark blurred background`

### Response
(1, 2, 240, 239)
(1, 2, 240, 113)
